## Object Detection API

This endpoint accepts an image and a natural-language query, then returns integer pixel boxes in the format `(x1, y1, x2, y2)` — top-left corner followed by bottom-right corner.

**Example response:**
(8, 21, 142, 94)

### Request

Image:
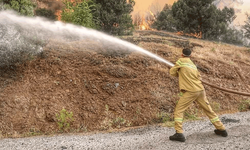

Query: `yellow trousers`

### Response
(174, 90, 225, 133)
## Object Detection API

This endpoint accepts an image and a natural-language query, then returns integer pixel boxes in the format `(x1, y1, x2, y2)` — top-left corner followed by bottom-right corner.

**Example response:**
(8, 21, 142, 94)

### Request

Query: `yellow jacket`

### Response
(170, 57, 204, 92)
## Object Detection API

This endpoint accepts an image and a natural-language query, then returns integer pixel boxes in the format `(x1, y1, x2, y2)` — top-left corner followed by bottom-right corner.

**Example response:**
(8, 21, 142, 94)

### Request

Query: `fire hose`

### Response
(201, 80, 250, 97)
(167, 62, 250, 97)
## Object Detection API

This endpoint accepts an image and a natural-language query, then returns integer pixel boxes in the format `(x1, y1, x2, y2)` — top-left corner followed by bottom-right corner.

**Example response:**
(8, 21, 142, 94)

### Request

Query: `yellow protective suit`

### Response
(170, 57, 225, 133)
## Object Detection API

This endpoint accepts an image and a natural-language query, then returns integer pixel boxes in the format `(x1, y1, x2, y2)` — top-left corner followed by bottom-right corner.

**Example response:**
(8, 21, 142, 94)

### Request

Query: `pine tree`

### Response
(152, 4, 176, 32)
(93, 0, 135, 35)
(171, 0, 235, 39)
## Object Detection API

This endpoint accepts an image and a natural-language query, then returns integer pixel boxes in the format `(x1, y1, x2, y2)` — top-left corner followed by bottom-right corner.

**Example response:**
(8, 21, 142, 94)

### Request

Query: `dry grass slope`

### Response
(0, 30, 249, 138)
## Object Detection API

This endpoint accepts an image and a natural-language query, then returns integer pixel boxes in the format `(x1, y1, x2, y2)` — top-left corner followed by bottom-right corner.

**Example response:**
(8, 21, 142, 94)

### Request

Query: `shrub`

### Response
(100, 105, 131, 130)
(61, 0, 96, 28)
(238, 100, 250, 112)
(155, 112, 172, 123)
(210, 101, 221, 112)
(2, 0, 35, 16)
(56, 108, 74, 132)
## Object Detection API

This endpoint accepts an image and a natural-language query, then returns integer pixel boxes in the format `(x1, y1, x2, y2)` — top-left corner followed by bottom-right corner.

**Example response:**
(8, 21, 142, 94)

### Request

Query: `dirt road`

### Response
(0, 111, 249, 150)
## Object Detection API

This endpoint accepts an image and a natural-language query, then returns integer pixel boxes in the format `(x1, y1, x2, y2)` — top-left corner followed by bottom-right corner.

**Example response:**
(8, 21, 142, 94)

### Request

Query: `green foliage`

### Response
(156, 112, 172, 123)
(23, 128, 42, 137)
(184, 108, 199, 120)
(164, 121, 175, 127)
(210, 101, 221, 112)
(92, 0, 135, 35)
(101, 105, 131, 130)
(112, 117, 128, 129)
(35, 8, 56, 20)
(171, 0, 235, 40)
(152, 4, 176, 32)
(155, 112, 174, 127)
(221, 27, 244, 45)
(243, 13, 250, 39)
(178, 92, 183, 97)
(238, 100, 250, 112)
(56, 108, 74, 132)
(2, 0, 35, 16)
(61, 0, 96, 28)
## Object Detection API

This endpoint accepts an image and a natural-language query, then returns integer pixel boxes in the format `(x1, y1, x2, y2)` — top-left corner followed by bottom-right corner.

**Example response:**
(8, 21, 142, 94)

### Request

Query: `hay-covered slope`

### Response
(0, 30, 249, 137)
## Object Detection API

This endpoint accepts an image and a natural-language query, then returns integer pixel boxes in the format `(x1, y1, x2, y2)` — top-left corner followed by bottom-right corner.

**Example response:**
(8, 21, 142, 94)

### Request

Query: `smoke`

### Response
(214, 0, 243, 7)
(214, 0, 243, 13)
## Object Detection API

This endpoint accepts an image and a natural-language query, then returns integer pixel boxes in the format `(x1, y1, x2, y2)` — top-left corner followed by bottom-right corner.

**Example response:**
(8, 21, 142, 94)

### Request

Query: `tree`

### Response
(201, 6, 236, 39)
(61, 0, 96, 28)
(93, 0, 135, 35)
(221, 27, 244, 45)
(171, 0, 236, 39)
(152, 4, 176, 32)
(1, 0, 35, 16)
(243, 13, 250, 39)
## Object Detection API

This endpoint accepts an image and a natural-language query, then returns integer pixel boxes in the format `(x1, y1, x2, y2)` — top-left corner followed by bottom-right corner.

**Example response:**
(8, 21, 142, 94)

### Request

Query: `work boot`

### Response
(214, 129, 228, 137)
(169, 133, 186, 142)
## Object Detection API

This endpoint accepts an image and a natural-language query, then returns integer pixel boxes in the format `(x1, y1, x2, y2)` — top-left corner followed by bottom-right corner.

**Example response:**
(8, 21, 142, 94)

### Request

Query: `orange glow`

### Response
(149, 10, 156, 20)
(138, 15, 151, 30)
(135, 10, 158, 30)
(139, 20, 150, 30)
(140, 25, 146, 30)
(55, 0, 78, 21)
(55, 10, 62, 21)
(177, 31, 202, 39)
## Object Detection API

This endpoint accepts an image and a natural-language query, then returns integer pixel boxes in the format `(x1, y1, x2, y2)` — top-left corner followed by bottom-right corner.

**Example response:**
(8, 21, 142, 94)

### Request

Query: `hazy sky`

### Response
(133, 0, 176, 12)
(234, 0, 250, 25)
(133, 0, 250, 25)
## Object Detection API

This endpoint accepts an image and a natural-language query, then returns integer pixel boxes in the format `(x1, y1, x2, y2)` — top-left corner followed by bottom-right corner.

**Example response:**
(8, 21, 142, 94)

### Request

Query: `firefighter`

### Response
(169, 48, 228, 142)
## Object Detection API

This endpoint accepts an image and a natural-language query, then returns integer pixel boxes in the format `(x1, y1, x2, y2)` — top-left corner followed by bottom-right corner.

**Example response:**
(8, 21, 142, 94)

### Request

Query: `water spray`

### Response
(0, 11, 249, 96)
(0, 11, 173, 67)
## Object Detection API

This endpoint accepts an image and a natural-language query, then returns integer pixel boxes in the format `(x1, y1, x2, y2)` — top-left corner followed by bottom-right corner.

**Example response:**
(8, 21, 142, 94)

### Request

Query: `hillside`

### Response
(0, 30, 249, 138)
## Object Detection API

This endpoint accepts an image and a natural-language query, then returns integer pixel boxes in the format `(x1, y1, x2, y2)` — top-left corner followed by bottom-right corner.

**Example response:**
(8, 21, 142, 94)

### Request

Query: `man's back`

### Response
(170, 57, 204, 92)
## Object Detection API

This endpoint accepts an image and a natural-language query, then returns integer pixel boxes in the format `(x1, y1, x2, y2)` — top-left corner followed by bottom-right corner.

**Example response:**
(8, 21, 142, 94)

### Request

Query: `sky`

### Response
(133, 0, 176, 12)
(133, 0, 250, 26)
(234, 0, 250, 26)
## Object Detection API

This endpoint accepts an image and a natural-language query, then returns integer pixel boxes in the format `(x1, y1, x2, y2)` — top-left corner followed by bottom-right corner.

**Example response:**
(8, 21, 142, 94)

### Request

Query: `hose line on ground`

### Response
(202, 80, 250, 97)
(167, 62, 250, 97)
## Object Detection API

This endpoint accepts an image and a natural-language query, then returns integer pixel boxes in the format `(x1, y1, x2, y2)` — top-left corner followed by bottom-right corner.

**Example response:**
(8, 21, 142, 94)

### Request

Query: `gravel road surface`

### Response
(0, 111, 250, 150)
